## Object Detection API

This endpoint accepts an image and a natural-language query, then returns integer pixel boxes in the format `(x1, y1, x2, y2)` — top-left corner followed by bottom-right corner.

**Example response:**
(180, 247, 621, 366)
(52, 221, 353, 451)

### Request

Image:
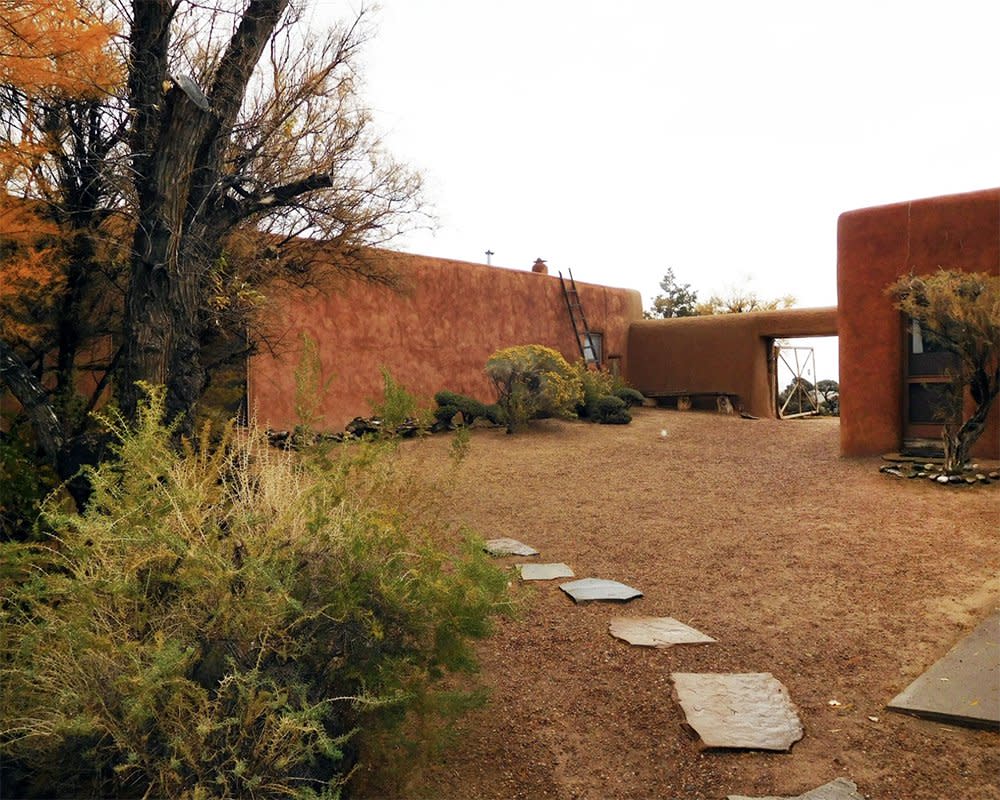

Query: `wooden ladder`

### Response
(559, 269, 599, 363)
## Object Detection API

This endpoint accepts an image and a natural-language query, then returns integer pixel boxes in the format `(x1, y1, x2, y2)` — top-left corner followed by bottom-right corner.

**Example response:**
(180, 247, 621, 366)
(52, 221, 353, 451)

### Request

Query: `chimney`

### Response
(531, 258, 548, 274)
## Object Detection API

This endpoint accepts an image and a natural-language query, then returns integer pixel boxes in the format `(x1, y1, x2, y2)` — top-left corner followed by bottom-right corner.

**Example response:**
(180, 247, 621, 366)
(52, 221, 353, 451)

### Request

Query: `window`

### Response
(581, 332, 603, 365)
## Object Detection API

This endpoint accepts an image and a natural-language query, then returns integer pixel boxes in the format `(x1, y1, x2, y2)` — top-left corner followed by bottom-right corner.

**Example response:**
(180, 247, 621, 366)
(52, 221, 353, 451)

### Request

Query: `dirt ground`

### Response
(359, 407, 999, 800)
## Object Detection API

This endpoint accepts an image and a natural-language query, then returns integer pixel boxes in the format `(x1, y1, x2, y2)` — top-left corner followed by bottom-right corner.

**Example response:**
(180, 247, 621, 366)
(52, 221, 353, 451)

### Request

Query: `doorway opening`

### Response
(773, 336, 839, 419)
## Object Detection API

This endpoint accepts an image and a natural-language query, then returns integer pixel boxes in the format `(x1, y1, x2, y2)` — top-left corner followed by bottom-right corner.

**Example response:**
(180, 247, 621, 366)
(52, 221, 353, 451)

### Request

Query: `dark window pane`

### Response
(908, 383, 955, 424)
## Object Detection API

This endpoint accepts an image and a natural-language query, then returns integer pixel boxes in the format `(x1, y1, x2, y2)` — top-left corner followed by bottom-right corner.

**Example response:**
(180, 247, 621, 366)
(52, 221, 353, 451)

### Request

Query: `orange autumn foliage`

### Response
(0, 0, 120, 98)
(0, 0, 120, 353)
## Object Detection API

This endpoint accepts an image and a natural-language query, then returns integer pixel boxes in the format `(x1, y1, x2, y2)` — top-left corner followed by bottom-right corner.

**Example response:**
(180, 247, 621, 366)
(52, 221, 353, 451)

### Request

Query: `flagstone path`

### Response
(487, 538, 852, 794)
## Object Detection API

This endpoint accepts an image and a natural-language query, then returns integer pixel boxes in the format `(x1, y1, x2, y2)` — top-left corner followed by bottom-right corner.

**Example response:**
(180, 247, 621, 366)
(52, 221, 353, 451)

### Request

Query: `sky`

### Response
(310, 1, 1000, 381)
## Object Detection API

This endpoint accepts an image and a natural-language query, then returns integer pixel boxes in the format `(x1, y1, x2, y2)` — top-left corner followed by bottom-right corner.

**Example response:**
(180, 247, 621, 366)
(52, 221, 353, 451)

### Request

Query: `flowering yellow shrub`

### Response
(485, 345, 583, 433)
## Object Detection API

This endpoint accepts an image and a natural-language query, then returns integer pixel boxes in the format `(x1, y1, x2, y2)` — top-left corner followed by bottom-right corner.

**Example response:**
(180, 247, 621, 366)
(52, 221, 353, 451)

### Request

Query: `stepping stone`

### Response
(671, 672, 804, 751)
(519, 562, 574, 581)
(728, 777, 864, 800)
(887, 609, 999, 730)
(483, 537, 539, 557)
(559, 578, 642, 603)
(609, 616, 715, 648)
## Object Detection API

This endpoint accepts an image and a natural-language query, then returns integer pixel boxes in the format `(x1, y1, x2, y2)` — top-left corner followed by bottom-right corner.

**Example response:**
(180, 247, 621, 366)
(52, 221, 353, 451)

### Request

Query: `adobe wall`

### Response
(627, 308, 838, 419)
(837, 188, 1000, 458)
(249, 250, 643, 431)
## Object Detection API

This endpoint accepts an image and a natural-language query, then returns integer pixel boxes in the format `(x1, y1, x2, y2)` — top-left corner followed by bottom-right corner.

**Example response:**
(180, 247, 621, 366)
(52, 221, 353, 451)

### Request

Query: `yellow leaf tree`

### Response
(889, 270, 1000, 473)
(1, 0, 122, 467)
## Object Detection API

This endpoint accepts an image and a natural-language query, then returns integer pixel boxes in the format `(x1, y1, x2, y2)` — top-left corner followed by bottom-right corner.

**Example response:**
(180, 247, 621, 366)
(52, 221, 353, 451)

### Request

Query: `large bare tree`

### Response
(121, 0, 423, 425)
(1, 0, 424, 465)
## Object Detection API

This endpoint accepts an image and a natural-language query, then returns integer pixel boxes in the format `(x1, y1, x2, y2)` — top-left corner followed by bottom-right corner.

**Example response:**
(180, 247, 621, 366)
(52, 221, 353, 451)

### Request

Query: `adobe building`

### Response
(627, 308, 838, 419)
(248, 187, 999, 460)
(249, 252, 643, 432)
(837, 187, 999, 459)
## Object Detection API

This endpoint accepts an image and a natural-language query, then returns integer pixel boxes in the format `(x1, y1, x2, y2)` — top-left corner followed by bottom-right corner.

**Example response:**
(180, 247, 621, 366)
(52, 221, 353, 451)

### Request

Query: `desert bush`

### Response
(595, 394, 632, 424)
(574, 363, 643, 422)
(433, 391, 503, 429)
(0, 385, 511, 799)
(613, 386, 645, 408)
(574, 363, 616, 420)
(0, 426, 57, 541)
(485, 346, 583, 433)
(368, 368, 432, 436)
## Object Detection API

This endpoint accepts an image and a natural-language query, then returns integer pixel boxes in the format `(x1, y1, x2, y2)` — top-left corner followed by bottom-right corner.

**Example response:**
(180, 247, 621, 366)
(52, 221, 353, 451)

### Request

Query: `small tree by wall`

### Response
(484, 345, 582, 433)
(888, 270, 1000, 473)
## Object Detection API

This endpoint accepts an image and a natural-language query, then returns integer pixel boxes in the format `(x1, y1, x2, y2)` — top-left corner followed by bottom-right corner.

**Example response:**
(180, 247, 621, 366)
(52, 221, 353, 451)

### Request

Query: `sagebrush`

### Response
(0, 385, 511, 799)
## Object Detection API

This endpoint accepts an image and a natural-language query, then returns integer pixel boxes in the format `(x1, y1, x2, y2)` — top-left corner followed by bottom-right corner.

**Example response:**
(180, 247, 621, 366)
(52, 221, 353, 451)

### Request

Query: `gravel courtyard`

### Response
(359, 407, 998, 800)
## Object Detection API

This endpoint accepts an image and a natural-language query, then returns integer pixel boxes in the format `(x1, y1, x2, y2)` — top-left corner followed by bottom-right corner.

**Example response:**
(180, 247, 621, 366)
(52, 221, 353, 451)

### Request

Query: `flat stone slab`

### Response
(559, 578, 642, 603)
(483, 537, 539, 557)
(609, 616, 716, 647)
(519, 562, 574, 581)
(728, 778, 864, 800)
(671, 672, 804, 751)
(887, 608, 999, 729)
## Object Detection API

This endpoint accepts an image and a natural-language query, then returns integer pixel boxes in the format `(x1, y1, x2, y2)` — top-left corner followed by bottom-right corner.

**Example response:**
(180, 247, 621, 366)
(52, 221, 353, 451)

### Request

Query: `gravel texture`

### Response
(355, 407, 999, 800)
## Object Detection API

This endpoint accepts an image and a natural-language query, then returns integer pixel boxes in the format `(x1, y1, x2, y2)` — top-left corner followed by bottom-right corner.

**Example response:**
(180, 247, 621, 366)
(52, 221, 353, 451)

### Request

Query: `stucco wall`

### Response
(249, 250, 643, 431)
(837, 187, 1000, 458)
(627, 308, 837, 419)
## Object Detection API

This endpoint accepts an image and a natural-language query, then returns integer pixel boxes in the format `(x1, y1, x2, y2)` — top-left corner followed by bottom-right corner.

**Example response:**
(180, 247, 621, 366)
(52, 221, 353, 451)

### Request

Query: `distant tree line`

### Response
(645, 268, 795, 318)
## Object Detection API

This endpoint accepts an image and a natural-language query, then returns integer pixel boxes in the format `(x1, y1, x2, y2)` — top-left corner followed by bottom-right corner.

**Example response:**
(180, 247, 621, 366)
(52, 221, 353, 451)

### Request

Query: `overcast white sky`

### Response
(313, 1, 1000, 380)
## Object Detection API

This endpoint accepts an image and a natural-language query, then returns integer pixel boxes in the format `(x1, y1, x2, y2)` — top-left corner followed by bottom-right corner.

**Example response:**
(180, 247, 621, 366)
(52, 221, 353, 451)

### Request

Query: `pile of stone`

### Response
(266, 416, 425, 448)
(879, 462, 1000, 485)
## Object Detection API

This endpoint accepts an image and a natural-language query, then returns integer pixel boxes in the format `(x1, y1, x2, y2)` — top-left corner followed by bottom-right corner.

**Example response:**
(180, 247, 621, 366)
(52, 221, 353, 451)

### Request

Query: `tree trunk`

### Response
(946, 382, 999, 473)
(0, 339, 64, 464)
(121, 0, 288, 429)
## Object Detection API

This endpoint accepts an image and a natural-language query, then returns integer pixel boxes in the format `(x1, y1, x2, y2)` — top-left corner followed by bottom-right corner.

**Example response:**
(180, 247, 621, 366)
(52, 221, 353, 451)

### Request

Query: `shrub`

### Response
(0, 426, 57, 541)
(595, 394, 632, 424)
(369, 368, 432, 436)
(0, 385, 511, 799)
(613, 386, 645, 408)
(485, 346, 583, 433)
(575, 363, 616, 420)
(573, 363, 643, 422)
(433, 391, 503, 429)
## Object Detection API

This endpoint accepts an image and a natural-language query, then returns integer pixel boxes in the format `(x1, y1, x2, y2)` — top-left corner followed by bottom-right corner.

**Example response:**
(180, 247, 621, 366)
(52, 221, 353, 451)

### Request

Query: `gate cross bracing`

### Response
(776, 345, 820, 418)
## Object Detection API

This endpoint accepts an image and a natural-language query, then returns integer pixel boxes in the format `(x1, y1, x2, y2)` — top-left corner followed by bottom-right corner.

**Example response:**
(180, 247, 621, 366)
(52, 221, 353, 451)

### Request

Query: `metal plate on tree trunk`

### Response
(728, 777, 865, 800)
(887, 609, 999, 729)
(519, 563, 574, 581)
(559, 578, 642, 603)
(609, 616, 715, 647)
(671, 672, 804, 751)
(483, 538, 539, 557)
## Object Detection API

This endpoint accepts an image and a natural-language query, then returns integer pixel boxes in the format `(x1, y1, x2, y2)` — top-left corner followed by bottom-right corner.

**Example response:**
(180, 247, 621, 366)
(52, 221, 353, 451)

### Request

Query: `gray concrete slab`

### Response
(609, 616, 715, 647)
(887, 608, 999, 729)
(519, 562, 574, 581)
(671, 672, 804, 751)
(728, 777, 864, 800)
(483, 537, 539, 557)
(559, 578, 642, 603)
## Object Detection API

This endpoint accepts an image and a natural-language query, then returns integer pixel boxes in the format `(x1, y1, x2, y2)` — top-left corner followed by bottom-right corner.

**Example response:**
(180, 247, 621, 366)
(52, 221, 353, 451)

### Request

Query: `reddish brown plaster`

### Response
(248, 250, 643, 431)
(627, 308, 838, 419)
(837, 187, 1000, 458)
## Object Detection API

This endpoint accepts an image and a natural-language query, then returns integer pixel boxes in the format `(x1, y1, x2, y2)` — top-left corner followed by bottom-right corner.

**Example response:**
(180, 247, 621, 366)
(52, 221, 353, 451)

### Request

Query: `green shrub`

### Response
(573, 363, 642, 422)
(369, 368, 432, 436)
(574, 363, 615, 420)
(0, 385, 511, 799)
(433, 391, 503, 429)
(595, 394, 632, 424)
(613, 386, 645, 408)
(0, 426, 56, 541)
(485, 346, 583, 433)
